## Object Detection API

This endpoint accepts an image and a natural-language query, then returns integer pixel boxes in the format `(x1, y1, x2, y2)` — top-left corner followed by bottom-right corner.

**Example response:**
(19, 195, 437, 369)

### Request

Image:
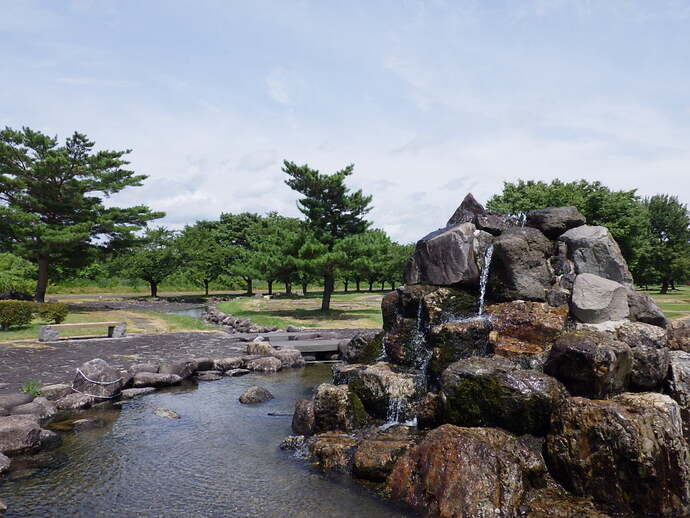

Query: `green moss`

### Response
(348, 390, 370, 427)
(359, 331, 384, 363)
(443, 376, 503, 426)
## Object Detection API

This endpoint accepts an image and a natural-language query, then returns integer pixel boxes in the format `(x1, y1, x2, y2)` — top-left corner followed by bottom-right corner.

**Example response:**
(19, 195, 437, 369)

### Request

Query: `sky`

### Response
(1, 0, 689, 243)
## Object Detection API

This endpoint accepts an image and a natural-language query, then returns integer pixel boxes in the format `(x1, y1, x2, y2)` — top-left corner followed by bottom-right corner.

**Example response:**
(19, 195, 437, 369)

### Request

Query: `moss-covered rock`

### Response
(428, 318, 493, 382)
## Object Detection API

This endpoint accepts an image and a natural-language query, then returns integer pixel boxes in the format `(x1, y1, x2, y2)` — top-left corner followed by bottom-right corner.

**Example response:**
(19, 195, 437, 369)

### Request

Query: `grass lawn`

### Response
(217, 291, 385, 329)
(641, 284, 690, 320)
(0, 308, 215, 343)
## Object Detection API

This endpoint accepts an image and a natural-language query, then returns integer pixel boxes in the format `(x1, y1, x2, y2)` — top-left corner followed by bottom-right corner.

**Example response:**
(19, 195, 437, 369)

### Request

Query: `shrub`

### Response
(0, 300, 35, 330)
(36, 302, 69, 324)
(20, 380, 42, 397)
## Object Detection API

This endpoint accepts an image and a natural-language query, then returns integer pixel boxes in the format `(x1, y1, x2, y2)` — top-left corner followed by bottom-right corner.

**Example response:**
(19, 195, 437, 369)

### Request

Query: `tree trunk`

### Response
(381, 280, 385, 291)
(150, 281, 158, 298)
(302, 283, 308, 295)
(390, 281, 395, 290)
(671, 279, 677, 291)
(321, 271, 334, 311)
(286, 282, 292, 295)
(267, 280, 273, 295)
(661, 279, 669, 294)
(204, 280, 209, 296)
(368, 281, 374, 292)
(246, 277, 253, 296)
(355, 279, 361, 292)
(35, 255, 49, 302)
(344, 280, 349, 292)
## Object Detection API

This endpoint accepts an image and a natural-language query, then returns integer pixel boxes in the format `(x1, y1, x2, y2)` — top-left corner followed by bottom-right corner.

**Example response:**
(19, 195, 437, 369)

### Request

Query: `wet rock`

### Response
(280, 435, 307, 451)
(246, 340, 275, 356)
(416, 392, 442, 430)
(154, 408, 180, 419)
(627, 289, 667, 328)
(121, 387, 156, 399)
(224, 368, 250, 377)
(271, 348, 305, 368)
(526, 206, 586, 238)
(39, 429, 61, 449)
(559, 225, 633, 286)
(387, 425, 546, 518)
(39, 384, 71, 401)
(71, 418, 103, 432)
(0, 415, 42, 455)
(246, 356, 282, 373)
(332, 363, 366, 385)
(347, 363, 418, 421)
(193, 358, 215, 371)
(158, 360, 196, 379)
(669, 317, 690, 352)
(570, 273, 629, 323)
(292, 399, 315, 435)
(664, 351, 690, 440)
(132, 372, 183, 388)
(214, 357, 244, 371)
(339, 331, 384, 364)
(490, 335, 551, 370)
(0, 393, 34, 410)
(55, 392, 96, 411)
(196, 370, 223, 381)
(486, 301, 568, 344)
(521, 488, 612, 518)
(353, 426, 416, 482)
(544, 331, 632, 398)
(381, 285, 434, 330)
(72, 358, 124, 399)
(489, 227, 555, 302)
(546, 393, 690, 516)
(428, 319, 493, 380)
(441, 356, 567, 436)
(422, 287, 478, 325)
(383, 317, 419, 366)
(11, 397, 57, 420)
(308, 432, 358, 472)
(313, 384, 354, 433)
(0, 452, 9, 474)
(612, 321, 670, 390)
(404, 222, 483, 287)
(128, 363, 159, 375)
(545, 288, 570, 307)
(239, 386, 273, 404)
(615, 320, 668, 348)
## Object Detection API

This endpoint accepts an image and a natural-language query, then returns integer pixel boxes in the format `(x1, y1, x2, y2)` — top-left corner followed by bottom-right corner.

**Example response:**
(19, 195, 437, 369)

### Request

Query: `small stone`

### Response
(120, 387, 156, 399)
(246, 356, 282, 373)
(196, 370, 223, 381)
(11, 397, 57, 420)
(0, 452, 10, 474)
(40, 384, 72, 401)
(271, 348, 305, 368)
(286, 325, 304, 333)
(193, 358, 215, 371)
(71, 418, 103, 431)
(214, 357, 244, 371)
(39, 429, 61, 449)
(0, 393, 34, 410)
(280, 435, 307, 451)
(292, 399, 315, 435)
(132, 372, 182, 388)
(158, 360, 196, 379)
(55, 392, 96, 411)
(154, 408, 180, 419)
(224, 368, 250, 377)
(239, 386, 273, 404)
(128, 363, 160, 375)
(246, 340, 275, 356)
(0, 415, 42, 455)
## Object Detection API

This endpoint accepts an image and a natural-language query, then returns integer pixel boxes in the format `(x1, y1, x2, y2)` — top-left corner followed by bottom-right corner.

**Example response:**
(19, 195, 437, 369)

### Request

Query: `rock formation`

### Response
(288, 193, 684, 518)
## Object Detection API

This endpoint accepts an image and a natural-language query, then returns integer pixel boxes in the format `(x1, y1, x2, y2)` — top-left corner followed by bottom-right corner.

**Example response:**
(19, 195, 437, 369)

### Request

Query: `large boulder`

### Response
(614, 321, 669, 390)
(546, 393, 690, 516)
(132, 372, 182, 388)
(520, 488, 613, 518)
(11, 397, 57, 420)
(0, 415, 42, 455)
(0, 393, 34, 411)
(339, 331, 383, 364)
(386, 425, 546, 518)
(246, 339, 275, 356)
(446, 193, 515, 235)
(352, 425, 416, 482)
(72, 358, 124, 399)
(238, 386, 273, 404)
(347, 363, 418, 421)
(313, 384, 355, 433)
(570, 273, 629, 323)
(627, 289, 667, 328)
(382, 317, 419, 366)
(308, 432, 358, 472)
(664, 351, 690, 440)
(526, 206, 586, 239)
(489, 227, 554, 301)
(559, 225, 633, 286)
(292, 399, 315, 435)
(544, 331, 632, 398)
(441, 356, 567, 436)
(158, 360, 197, 379)
(404, 222, 483, 287)
(246, 356, 282, 373)
(669, 317, 690, 352)
(270, 348, 305, 368)
(428, 319, 493, 380)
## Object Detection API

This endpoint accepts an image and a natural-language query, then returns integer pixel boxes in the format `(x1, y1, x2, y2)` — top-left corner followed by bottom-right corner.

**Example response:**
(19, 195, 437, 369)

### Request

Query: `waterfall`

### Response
(477, 245, 494, 316)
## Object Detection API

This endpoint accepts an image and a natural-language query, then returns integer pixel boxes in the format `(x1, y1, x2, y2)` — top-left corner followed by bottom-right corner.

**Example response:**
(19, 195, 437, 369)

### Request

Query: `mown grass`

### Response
(0, 308, 215, 342)
(643, 285, 690, 319)
(217, 292, 384, 329)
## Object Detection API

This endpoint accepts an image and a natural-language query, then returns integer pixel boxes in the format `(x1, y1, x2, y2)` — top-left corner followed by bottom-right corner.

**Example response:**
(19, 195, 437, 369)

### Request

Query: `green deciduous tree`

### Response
(487, 179, 648, 269)
(178, 221, 228, 295)
(283, 161, 372, 310)
(118, 228, 180, 297)
(215, 212, 262, 295)
(645, 194, 690, 293)
(0, 127, 162, 301)
(0, 252, 36, 294)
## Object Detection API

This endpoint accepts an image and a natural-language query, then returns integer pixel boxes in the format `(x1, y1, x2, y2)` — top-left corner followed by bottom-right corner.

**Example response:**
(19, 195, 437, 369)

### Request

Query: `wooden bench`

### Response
(38, 321, 127, 342)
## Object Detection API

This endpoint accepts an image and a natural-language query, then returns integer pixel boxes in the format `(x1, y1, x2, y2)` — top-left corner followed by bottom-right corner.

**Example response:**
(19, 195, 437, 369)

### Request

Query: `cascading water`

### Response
(477, 244, 494, 317)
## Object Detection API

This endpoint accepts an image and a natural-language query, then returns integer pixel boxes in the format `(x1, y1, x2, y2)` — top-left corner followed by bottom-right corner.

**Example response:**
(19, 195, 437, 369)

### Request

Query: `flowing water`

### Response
(0, 366, 416, 518)
(166, 306, 206, 319)
(477, 244, 494, 316)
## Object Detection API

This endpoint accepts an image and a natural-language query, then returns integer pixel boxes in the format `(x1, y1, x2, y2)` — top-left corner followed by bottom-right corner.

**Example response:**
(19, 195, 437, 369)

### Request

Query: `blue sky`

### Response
(2, 0, 689, 242)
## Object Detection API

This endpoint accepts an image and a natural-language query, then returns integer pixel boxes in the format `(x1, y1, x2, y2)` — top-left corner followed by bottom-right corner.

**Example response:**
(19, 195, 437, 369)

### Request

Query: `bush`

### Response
(36, 302, 69, 324)
(20, 380, 42, 397)
(0, 300, 35, 330)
